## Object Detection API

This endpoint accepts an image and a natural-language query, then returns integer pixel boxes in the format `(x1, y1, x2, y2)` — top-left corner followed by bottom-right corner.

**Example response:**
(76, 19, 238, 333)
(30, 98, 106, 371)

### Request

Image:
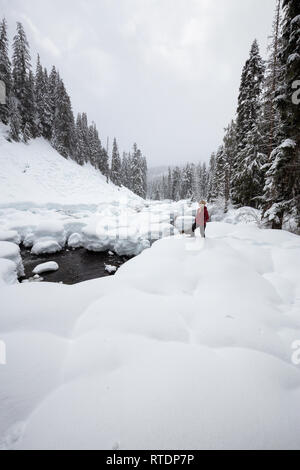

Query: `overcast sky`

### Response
(2, 0, 276, 166)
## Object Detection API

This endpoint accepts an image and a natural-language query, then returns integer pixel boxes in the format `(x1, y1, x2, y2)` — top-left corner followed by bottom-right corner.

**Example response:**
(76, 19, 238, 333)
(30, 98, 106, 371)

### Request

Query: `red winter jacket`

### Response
(195, 205, 210, 227)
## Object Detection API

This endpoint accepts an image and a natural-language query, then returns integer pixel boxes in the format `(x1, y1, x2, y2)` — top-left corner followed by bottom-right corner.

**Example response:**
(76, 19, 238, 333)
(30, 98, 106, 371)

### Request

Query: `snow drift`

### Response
(0, 124, 142, 208)
(1, 223, 300, 450)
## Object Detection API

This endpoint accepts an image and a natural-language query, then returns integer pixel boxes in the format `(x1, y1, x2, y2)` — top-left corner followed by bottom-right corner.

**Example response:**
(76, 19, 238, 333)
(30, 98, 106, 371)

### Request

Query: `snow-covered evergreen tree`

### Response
(172, 167, 182, 201)
(231, 40, 265, 207)
(130, 143, 145, 197)
(111, 138, 122, 186)
(263, 0, 300, 229)
(99, 146, 110, 181)
(141, 156, 148, 198)
(34, 57, 52, 139)
(75, 113, 85, 165)
(8, 95, 21, 141)
(48, 65, 58, 136)
(213, 146, 226, 200)
(0, 18, 11, 124)
(180, 163, 195, 199)
(51, 78, 76, 158)
(167, 168, 173, 199)
(121, 152, 131, 189)
(200, 162, 209, 199)
(262, 0, 283, 156)
(12, 22, 33, 135)
(207, 153, 216, 201)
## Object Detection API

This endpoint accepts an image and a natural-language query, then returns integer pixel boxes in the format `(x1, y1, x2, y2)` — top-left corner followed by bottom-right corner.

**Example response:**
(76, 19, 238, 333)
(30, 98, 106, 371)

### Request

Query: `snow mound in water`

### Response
(81, 221, 150, 256)
(0, 241, 24, 277)
(0, 222, 300, 449)
(32, 262, 59, 275)
(0, 230, 21, 244)
(0, 258, 18, 285)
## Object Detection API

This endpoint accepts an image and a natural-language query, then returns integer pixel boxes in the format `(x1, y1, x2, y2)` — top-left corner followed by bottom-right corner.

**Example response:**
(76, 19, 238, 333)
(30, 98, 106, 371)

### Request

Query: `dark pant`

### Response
(192, 222, 206, 238)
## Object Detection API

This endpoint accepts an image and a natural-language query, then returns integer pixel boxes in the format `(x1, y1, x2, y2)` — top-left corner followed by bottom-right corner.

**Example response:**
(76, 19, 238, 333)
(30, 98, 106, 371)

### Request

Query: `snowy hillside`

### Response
(1, 223, 300, 449)
(0, 125, 155, 257)
(0, 125, 141, 207)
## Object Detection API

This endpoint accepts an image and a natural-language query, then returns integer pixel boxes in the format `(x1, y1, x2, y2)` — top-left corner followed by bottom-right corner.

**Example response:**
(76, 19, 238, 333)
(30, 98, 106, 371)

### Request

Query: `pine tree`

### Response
(99, 146, 110, 180)
(172, 167, 181, 201)
(26, 70, 37, 138)
(141, 156, 148, 198)
(12, 22, 33, 134)
(263, 0, 300, 229)
(34, 58, 52, 139)
(200, 162, 209, 199)
(75, 113, 85, 165)
(0, 18, 11, 124)
(214, 146, 226, 200)
(8, 95, 21, 141)
(35, 55, 44, 137)
(121, 152, 130, 188)
(207, 153, 216, 201)
(167, 167, 173, 200)
(181, 163, 194, 200)
(262, 0, 283, 156)
(131, 143, 145, 197)
(231, 40, 265, 206)
(51, 78, 76, 158)
(111, 138, 122, 186)
(87, 122, 100, 167)
(22, 121, 31, 143)
(48, 66, 58, 135)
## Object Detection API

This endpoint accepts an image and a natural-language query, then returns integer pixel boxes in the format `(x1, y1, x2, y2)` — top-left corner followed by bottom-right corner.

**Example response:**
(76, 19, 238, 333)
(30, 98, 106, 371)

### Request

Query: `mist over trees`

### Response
(149, 0, 300, 232)
(0, 19, 148, 197)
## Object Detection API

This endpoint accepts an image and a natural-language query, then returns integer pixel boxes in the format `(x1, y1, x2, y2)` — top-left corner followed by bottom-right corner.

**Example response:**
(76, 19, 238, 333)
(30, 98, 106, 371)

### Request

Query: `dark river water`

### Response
(20, 247, 131, 285)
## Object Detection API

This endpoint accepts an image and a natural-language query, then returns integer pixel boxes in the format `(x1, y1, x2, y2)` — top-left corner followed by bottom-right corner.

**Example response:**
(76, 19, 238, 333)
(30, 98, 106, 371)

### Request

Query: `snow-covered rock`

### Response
(68, 233, 83, 249)
(32, 262, 59, 275)
(31, 240, 62, 256)
(104, 264, 117, 274)
(0, 230, 21, 245)
(82, 222, 150, 256)
(24, 221, 66, 255)
(0, 258, 18, 285)
(0, 241, 24, 276)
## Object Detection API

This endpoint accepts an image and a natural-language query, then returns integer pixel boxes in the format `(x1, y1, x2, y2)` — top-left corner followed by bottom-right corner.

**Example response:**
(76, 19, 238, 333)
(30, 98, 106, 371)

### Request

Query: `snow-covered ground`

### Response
(1, 223, 300, 450)
(1, 125, 300, 449)
(0, 125, 182, 256)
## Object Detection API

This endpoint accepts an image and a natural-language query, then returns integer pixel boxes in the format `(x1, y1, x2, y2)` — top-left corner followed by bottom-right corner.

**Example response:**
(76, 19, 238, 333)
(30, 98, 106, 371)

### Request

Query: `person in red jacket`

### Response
(191, 200, 209, 238)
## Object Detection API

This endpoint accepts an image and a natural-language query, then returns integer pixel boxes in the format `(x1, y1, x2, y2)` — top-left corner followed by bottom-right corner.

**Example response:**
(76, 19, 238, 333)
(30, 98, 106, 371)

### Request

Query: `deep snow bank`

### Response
(0, 223, 300, 450)
(0, 124, 142, 208)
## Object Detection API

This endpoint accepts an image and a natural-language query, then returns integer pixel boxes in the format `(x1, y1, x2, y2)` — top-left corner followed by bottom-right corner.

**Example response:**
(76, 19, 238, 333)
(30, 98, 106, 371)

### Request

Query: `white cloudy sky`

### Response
(1, 0, 275, 166)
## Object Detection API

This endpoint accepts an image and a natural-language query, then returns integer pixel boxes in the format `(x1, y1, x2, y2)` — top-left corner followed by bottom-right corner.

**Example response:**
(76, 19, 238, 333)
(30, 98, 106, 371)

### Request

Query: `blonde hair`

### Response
(199, 200, 206, 205)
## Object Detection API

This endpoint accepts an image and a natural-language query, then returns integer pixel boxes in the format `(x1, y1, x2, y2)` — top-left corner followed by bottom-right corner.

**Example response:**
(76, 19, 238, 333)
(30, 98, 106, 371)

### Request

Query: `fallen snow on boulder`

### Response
(32, 262, 59, 275)
(0, 230, 21, 245)
(31, 240, 62, 256)
(0, 258, 18, 285)
(0, 241, 24, 276)
(23, 221, 66, 255)
(82, 222, 150, 256)
(68, 233, 83, 250)
(104, 264, 117, 274)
